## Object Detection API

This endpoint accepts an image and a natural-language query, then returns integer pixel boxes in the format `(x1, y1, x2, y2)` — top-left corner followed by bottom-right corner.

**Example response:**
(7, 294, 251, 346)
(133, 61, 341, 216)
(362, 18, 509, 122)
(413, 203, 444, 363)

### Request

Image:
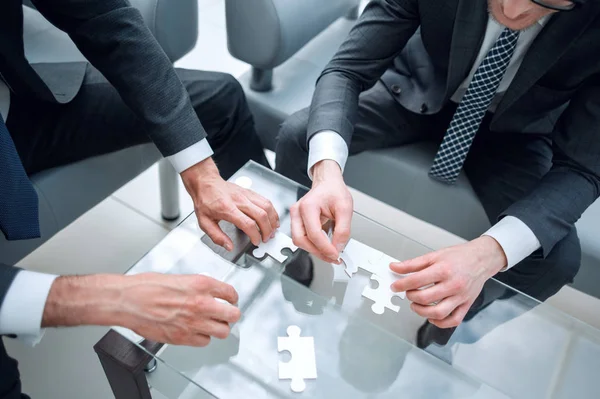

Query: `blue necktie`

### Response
(0, 112, 40, 240)
(429, 28, 521, 184)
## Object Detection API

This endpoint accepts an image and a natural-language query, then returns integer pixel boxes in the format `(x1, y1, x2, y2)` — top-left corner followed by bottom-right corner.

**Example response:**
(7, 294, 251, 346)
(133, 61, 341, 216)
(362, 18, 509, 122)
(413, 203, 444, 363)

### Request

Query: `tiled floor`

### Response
(6, 0, 600, 398)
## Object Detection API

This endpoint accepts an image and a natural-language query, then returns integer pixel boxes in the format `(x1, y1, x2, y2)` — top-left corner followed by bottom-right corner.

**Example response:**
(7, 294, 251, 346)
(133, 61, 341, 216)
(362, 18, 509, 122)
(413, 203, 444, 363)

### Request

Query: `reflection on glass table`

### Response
(108, 161, 600, 399)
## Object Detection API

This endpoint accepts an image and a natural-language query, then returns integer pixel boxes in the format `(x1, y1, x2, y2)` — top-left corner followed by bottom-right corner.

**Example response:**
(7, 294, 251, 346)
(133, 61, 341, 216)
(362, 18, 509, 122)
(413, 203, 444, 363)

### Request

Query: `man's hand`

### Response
(290, 160, 353, 263)
(42, 273, 241, 347)
(181, 158, 279, 249)
(390, 236, 508, 328)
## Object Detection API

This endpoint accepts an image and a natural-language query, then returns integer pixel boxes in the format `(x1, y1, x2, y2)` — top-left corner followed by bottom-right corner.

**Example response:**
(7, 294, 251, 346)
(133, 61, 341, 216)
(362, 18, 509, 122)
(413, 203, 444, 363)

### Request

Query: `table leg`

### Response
(94, 330, 163, 399)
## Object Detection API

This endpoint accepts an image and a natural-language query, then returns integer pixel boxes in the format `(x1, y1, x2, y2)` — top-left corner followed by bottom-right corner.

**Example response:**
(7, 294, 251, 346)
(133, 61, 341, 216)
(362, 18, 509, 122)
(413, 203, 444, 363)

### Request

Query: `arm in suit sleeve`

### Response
(307, 0, 420, 146)
(30, 0, 205, 157)
(500, 75, 600, 256)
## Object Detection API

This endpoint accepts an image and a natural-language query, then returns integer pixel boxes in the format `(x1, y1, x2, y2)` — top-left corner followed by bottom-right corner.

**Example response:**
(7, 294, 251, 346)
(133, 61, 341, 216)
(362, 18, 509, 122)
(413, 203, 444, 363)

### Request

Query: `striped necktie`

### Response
(0, 112, 40, 240)
(429, 28, 520, 184)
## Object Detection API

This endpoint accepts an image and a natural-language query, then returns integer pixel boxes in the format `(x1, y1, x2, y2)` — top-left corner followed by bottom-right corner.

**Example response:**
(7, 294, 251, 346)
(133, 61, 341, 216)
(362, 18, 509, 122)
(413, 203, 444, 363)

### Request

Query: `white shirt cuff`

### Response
(483, 216, 541, 271)
(307, 130, 349, 180)
(0, 271, 58, 346)
(166, 139, 214, 173)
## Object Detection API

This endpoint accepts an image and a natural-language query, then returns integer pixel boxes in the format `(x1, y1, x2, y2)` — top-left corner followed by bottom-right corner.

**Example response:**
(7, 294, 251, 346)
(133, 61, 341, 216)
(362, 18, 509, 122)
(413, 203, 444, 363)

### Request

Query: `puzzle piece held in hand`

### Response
(362, 274, 406, 315)
(278, 325, 317, 393)
(252, 231, 298, 263)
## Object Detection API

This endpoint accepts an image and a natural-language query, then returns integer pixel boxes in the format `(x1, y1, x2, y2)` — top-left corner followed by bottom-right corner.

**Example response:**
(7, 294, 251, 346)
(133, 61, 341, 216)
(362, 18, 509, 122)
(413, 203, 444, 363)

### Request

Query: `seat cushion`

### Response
(0, 144, 161, 265)
(344, 143, 492, 240)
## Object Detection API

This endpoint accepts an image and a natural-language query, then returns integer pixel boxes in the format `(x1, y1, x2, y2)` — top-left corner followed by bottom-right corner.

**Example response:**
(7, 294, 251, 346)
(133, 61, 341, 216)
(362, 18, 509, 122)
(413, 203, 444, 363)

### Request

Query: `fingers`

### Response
(207, 279, 240, 306)
(238, 198, 274, 243)
(227, 208, 262, 246)
(300, 203, 338, 261)
(390, 253, 435, 275)
(406, 282, 452, 305)
(198, 216, 233, 251)
(391, 263, 441, 293)
(246, 191, 280, 231)
(429, 302, 472, 329)
(411, 296, 460, 321)
(197, 319, 233, 340)
(187, 334, 212, 347)
(290, 204, 322, 257)
(331, 200, 352, 253)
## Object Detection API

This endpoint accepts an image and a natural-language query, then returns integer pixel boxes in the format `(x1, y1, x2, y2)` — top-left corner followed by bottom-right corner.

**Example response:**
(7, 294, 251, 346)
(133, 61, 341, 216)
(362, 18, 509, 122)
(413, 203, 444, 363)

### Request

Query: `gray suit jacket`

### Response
(308, 0, 600, 258)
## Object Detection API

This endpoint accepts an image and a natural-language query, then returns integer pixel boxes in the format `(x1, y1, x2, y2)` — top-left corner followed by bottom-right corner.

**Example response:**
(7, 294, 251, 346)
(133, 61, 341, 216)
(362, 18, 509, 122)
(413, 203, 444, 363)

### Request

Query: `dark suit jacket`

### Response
(0, 0, 205, 308)
(308, 0, 600, 258)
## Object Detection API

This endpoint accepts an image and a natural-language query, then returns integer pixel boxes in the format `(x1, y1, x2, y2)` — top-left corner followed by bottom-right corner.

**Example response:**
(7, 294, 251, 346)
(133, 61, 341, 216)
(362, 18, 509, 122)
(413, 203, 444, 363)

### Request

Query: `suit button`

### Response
(391, 84, 402, 94)
(420, 103, 428, 113)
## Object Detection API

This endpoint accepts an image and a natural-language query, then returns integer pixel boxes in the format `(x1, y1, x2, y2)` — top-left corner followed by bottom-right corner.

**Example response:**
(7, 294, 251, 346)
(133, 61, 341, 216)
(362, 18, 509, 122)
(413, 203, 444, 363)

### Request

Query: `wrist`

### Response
(312, 160, 343, 184)
(477, 236, 508, 275)
(180, 157, 221, 189)
(41, 274, 126, 328)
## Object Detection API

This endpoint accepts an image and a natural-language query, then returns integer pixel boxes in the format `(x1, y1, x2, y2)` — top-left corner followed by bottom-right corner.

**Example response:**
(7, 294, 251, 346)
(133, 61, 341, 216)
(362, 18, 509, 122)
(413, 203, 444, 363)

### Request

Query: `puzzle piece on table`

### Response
(278, 325, 317, 393)
(252, 231, 298, 263)
(362, 274, 406, 315)
(331, 256, 351, 283)
(340, 239, 375, 276)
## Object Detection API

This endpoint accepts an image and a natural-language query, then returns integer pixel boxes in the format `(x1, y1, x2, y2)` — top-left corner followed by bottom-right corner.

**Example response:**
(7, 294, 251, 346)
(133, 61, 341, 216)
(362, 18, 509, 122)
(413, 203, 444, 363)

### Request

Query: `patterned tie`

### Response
(429, 28, 520, 184)
(0, 112, 40, 240)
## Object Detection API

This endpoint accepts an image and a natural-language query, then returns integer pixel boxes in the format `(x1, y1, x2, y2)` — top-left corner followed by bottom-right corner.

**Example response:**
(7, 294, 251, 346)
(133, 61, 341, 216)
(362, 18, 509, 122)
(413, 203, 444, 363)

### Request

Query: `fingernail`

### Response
(390, 283, 397, 292)
(225, 243, 233, 251)
(270, 232, 276, 239)
(276, 221, 281, 228)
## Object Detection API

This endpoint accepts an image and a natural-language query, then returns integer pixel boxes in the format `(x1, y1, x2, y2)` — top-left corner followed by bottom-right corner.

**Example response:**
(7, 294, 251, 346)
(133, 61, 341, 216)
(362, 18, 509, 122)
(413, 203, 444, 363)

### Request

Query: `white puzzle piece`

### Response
(252, 231, 298, 263)
(341, 239, 376, 275)
(331, 260, 350, 283)
(362, 274, 406, 315)
(278, 325, 317, 393)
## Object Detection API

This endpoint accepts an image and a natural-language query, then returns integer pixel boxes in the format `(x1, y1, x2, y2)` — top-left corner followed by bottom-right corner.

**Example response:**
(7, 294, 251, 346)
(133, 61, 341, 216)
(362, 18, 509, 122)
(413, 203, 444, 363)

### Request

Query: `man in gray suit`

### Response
(0, 1, 279, 396)
(276, 0, 599, 329)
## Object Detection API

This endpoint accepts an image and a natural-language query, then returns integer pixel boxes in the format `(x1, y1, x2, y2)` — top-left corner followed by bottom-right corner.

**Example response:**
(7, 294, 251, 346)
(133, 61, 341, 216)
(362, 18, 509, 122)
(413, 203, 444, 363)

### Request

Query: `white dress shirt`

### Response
(308, 16, 551, 271)
(0, 77, 213, 341)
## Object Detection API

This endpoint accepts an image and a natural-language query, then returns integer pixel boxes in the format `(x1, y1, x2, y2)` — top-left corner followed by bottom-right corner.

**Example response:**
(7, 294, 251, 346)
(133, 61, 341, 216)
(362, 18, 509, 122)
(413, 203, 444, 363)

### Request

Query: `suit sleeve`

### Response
(30, 0, 205, 157)
(501, 75, 600, 256)
(307, 0, 420, 146)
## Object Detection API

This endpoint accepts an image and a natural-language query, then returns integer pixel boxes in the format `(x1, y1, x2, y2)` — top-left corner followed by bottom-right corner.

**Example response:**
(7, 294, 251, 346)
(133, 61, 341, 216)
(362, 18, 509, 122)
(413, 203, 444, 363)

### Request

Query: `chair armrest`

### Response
(25, 0, 198, 63)
(225, 0, 359, 69)
(128, 0, 198, 62)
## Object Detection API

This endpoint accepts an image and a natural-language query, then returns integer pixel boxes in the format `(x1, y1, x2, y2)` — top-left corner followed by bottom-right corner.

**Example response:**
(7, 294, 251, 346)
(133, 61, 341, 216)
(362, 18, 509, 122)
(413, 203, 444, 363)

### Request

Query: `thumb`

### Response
(331, 204, 352, 254)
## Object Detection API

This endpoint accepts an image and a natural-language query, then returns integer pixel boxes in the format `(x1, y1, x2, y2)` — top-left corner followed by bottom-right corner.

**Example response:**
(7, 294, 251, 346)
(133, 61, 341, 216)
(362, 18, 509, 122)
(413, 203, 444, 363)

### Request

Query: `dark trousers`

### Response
(0, 338, 28, 399)
(275, 81, 580, 303)
(2, 67, 268, 398)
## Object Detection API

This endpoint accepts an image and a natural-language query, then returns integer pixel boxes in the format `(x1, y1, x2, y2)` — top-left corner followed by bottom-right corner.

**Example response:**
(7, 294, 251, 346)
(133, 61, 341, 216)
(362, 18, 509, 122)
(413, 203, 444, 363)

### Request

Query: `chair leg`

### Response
(250, 67, 273, 92)
(158, 159, 180, 221)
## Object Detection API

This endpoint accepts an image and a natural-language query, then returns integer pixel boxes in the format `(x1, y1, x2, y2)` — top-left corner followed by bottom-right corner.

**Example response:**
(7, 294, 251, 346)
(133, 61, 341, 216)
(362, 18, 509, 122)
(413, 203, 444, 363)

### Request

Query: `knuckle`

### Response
(214, 198, 230, 212)
(192, 275, 209, 291)
(242, 219, 256, 230)
(230, 307, 242, 323)
(431, 308, 445, 320)
(198, 336, 211, 347)
(256, 209, 269, 222)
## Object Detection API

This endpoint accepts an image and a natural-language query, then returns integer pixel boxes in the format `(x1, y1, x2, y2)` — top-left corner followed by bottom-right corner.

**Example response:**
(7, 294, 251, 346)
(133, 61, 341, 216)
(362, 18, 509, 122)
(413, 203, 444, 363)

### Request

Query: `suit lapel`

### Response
(494, 4, 600, 121)
(445, 0, 489, 97)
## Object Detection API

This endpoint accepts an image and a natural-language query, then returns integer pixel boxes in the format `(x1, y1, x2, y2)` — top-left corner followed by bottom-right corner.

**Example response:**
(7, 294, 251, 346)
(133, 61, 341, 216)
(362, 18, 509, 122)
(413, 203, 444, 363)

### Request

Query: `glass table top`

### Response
(114, 161, 600, 399)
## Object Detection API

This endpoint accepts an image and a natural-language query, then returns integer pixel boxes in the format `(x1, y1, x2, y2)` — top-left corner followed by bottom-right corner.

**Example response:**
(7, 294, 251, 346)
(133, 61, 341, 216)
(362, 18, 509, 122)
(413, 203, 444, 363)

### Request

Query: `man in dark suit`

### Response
(0, 1, 280, 397)
(276, 0, 599, 329)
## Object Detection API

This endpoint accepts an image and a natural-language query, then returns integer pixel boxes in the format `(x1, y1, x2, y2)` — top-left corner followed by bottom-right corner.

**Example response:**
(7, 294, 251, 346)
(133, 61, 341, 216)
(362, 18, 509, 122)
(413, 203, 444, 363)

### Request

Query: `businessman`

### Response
(0, 1, 279, 397)
(276, 0, 599, 329)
